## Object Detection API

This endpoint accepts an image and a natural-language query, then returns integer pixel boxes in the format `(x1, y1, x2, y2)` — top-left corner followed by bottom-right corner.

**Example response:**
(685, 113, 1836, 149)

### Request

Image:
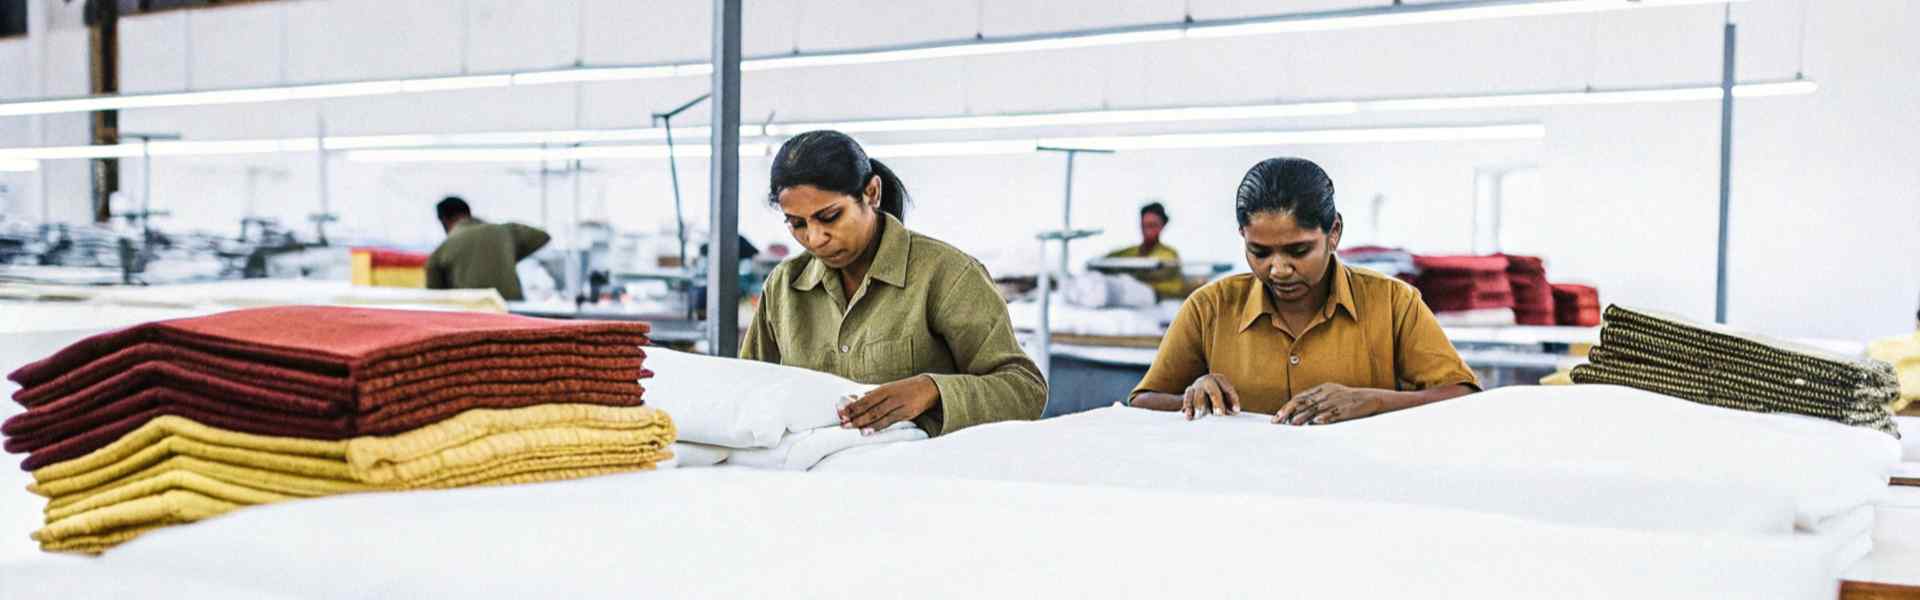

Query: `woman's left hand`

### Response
(1274, 383, 1385, 426)
(840, 375, 940, 433)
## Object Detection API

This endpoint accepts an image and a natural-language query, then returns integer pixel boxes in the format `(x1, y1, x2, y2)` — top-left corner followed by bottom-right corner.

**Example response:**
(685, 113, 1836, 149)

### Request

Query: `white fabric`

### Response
(727, 422, 928, 471)
(1899, 416, 1920, 461)
(661, 442, 731, 469)
(1005, 299, 1165, 337)
(0, 469, 1842, 599)
(643, 347, 873, 448)
(821, 385, 1901, 536)
(1433, 307, 1518, 327)
(1061, 273, 1157, 309)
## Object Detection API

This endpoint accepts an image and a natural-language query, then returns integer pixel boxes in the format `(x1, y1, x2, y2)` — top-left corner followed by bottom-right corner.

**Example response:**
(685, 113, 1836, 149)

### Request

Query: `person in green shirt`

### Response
(741, 130, 1046, 436)
(1104, 202, 1184, 299)
(426, 196, 551, 302)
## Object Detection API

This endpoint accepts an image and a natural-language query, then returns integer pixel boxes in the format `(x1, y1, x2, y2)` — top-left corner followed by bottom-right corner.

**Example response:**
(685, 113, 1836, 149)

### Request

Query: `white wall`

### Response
(0, 0, 1915, 340)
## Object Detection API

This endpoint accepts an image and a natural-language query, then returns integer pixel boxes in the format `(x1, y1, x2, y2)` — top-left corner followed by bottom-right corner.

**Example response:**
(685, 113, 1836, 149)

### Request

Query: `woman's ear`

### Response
(864, 175, 883, 208)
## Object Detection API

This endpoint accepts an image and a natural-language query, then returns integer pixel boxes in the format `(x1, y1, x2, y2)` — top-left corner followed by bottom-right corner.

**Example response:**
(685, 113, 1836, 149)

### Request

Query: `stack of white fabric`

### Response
(1060, 273, 1158, 309)
(1005, 298, 1167, 337)
(643, 348, 926, 471)
(820, 384, 1900, 575)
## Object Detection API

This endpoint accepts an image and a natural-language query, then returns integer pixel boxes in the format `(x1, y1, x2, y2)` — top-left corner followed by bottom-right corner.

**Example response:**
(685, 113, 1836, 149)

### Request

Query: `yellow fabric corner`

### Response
(1868, 332, 1920, 414)
(29, 405, 675, 554)
(34, 489, 241, 546)
(45, 469, 297, 523)
(1539, 369, 1575, 386)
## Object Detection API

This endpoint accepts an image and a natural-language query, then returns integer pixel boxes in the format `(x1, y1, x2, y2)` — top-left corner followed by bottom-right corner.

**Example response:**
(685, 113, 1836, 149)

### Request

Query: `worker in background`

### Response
(1105, 202, 1184, 299)
(1128, 157, 1478, 425)
(741, 130, 1046, 437)
(425, 196, 551, 302)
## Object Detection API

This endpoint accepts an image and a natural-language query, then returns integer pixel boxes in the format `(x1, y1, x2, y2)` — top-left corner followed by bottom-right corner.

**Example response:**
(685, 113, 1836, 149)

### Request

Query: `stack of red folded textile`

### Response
(5, 306, 654, 470)
(1502, 255, 1556, 326)
(1411, 255, 1514, 313)
(1550, 284, 1601, 327)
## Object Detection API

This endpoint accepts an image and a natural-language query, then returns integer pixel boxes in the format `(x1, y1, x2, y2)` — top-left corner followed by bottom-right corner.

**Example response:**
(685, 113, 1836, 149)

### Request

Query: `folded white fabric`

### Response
(1061, 273, 1157, 309)
(728, 422, 928, 471)
(1005, 300, 1165, 337)
(644, 347, 873, 448)
(821, 384, 1901, 537)
(1433, 307, 1517, 327)
(662, 442, 732, 469)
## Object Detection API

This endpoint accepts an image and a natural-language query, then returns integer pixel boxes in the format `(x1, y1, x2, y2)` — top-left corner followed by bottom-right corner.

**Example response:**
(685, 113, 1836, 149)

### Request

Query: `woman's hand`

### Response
(1274, 383, 1385, 426)
(1182, 373, 1242, 420)
(840, 375, 940, 434)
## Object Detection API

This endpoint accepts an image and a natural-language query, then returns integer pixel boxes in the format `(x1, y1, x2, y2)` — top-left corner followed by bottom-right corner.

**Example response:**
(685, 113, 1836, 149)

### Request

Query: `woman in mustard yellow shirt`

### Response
(1129, 157, 1478, 425)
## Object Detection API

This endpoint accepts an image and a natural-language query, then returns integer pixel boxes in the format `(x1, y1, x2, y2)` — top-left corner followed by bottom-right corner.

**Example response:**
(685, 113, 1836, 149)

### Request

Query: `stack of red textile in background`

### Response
(1551, 284, 1602, 327)
(1410, 255, 1514, 313)
(1502, 255, 1556, 326)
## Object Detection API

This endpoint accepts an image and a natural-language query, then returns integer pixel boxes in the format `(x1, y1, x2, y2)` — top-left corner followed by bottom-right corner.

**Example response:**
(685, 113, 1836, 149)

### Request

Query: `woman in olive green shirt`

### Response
(740, 130, 1046, 436)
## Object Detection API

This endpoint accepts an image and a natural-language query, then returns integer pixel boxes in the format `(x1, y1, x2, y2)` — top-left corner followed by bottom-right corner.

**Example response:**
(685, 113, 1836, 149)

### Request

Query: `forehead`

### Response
(1140, 212, 1166, 224)
(777, 185, 853, 216)
(1241, 211, 1323, 247)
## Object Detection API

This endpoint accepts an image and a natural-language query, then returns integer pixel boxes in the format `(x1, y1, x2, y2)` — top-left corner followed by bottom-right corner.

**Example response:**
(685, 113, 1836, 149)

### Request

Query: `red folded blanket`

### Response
(1551, 283, 1601, 327)
(1502, 255, 1555, 325)
(9, 306, 652, 387)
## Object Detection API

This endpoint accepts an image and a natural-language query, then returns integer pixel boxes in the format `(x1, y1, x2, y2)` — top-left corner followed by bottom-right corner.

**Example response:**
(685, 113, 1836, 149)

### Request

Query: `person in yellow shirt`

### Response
(1104, 202, 1184, 299)
(1128, 157, 1478, 425)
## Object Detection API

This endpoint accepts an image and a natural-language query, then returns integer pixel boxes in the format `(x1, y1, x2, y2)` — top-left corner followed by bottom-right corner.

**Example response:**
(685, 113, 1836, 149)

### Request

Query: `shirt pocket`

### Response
(856, 338, 914, 384)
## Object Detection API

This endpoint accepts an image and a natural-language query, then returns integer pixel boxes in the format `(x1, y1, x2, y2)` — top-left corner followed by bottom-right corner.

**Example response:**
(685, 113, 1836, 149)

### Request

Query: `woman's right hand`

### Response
(1182, 373, 1241, 420)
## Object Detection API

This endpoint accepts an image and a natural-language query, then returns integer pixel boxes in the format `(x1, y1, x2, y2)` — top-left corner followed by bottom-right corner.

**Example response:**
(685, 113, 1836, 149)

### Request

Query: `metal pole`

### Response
(140, 137, 151, 240)
(315, 116, 331, 243)
(706, 0, 743, 357)
(1714, 21, 1736, 324)
(1061, 151, 1075, 275)
(1035, 238, 1052, 383)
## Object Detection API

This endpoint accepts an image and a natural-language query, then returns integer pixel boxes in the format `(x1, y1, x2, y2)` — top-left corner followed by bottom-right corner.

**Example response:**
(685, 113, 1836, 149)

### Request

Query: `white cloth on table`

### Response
(1005, 299, 1165, 337)
(1899, 416, 1920, 461)
(1433, 307, 1518, 327)
(0, 469, 1843, 599)
(727, 422, 927, 471)
(660, 442, 731, 469)
(1061, 273, 1157, 309)
(820, 384, 1900, 539)
(643, 347, 872, 448)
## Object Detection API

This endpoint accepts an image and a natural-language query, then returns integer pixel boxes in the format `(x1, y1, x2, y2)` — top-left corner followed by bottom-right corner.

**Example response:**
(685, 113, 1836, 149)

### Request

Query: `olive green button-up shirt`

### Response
(427, 219, 550, 302)
(740, 213, 1046, 436)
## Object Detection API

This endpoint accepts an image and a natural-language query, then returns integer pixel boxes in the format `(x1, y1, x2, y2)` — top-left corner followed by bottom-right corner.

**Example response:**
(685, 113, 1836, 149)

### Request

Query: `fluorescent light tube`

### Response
(0, 0, 1743, 118)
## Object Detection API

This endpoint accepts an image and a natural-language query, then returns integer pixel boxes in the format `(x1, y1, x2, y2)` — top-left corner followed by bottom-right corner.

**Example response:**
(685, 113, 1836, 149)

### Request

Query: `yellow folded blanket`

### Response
(29, 405, 674, 553)
(1868, 332, 1919, 414)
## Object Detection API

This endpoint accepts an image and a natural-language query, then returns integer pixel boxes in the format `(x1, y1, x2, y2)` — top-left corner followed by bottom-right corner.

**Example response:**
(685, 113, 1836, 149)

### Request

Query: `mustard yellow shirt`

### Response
(1105, 243, 1184, 299)
(1130, 260, 1478, 414)
(741, 213, 1047, 436)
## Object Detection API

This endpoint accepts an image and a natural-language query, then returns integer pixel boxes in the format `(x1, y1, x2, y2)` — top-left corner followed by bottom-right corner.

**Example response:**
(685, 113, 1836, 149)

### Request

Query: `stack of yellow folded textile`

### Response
(5, 306, 674, 553)
(1868, 331, 1919, 415)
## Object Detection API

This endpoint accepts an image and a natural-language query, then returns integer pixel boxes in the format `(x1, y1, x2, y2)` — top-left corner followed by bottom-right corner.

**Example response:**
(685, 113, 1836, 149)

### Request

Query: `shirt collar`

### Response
(792, 212, 911, 292)
(1236, 257, 1359, 333)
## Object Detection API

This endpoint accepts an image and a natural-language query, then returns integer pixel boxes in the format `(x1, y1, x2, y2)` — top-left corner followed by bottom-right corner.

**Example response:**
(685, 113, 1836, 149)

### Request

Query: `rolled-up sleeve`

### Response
(738, 263, 786, 364)
(921, 260, 1047, 436)
(1393, 287, 1481, 391)
(1129, 292, 1212, 401)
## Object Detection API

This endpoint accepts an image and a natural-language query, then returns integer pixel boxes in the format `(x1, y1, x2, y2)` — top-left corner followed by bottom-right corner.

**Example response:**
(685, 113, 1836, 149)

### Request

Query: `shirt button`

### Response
(840, 345, 851, 353)
(1289, 355, 1301, 366)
